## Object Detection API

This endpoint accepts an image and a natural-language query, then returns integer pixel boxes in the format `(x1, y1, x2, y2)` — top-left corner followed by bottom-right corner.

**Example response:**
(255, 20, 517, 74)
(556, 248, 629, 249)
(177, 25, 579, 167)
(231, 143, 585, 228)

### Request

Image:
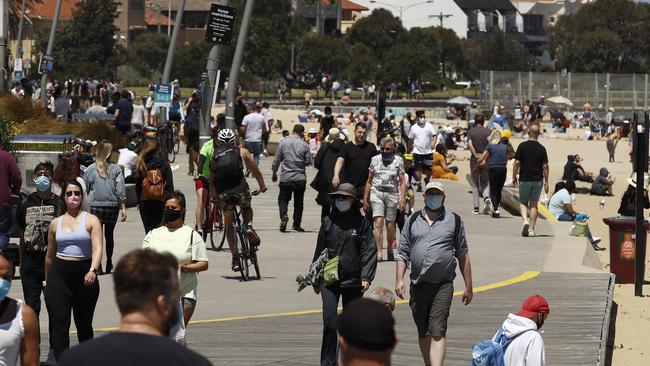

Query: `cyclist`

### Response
(210, 129, 267, 272)
(195, 125, 219, 233)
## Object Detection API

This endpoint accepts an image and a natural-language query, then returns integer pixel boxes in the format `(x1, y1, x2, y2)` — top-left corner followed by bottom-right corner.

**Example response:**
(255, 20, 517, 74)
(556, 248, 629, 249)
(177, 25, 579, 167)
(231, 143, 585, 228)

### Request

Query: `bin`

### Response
(602, 217, 649, 283)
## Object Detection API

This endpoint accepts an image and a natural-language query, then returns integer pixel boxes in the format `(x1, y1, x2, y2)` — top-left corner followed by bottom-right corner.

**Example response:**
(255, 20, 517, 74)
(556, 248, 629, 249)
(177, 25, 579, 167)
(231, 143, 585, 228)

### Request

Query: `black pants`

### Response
(20, 251, 46, 316)
(278, 180, 306, 227)
(139, 200, 164, 234)
(45, 257, 99, 360)
(488, 167, 507, 210)
(320, 284, 363, 366)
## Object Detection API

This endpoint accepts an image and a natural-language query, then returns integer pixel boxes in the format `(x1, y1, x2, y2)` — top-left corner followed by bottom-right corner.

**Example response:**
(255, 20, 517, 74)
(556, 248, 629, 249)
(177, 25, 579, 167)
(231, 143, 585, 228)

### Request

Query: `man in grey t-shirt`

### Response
(395, 181, 473, 366)
(467, 114, 492, 214)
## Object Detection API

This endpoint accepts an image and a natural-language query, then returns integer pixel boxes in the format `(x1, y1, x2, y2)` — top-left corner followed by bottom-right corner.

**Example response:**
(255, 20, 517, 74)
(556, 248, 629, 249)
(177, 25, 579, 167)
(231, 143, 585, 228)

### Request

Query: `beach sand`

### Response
(217, 105, 648, 364)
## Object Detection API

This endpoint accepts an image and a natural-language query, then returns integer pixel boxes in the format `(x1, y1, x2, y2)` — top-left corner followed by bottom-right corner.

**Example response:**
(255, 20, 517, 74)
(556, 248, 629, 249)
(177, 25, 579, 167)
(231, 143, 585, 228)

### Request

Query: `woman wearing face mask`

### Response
(45, 180, 103, 361)
(51, 153, 90, 212)
(312, 183, 377, 366)
(142, 191, 208, 328)
(363, 137, 406, 262)
(84, 141, 126, 274)
(0, 253, 40, 366)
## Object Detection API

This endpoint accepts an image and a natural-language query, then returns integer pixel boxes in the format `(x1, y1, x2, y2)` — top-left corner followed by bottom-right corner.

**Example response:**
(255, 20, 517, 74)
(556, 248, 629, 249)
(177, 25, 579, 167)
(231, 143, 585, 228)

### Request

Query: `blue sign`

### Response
(154, 83, 173, 108)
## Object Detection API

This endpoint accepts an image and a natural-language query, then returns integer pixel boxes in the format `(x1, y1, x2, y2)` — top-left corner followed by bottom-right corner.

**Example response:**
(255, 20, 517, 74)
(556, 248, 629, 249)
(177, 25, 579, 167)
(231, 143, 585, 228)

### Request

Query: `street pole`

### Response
(201, 0, 230, 145)
(40, 0, 63, 109)
(168, 0, 172, 36)
(0, 0, 9, 92)
(225, 0, 255, 130)
(634, 112, 649, 297)
(16, 0, 27, 59)
(159, 0, 186, 126)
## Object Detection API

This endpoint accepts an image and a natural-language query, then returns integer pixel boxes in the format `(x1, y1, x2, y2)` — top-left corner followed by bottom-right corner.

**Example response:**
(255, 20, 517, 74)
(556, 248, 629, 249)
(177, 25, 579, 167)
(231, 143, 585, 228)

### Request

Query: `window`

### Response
(183, 11, 209, 29)
(523, 14, 544, 36)
(129, 0, 143, 11)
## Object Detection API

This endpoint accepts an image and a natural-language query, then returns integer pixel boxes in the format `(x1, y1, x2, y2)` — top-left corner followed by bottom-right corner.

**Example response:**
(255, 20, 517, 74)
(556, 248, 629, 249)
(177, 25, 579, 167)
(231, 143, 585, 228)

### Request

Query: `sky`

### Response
(354, 0, 440, 30)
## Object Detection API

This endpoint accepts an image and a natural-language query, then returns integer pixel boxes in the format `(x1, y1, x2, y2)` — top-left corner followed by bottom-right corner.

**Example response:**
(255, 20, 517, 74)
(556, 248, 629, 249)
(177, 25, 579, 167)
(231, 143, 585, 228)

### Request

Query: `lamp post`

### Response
(369, 0, 433, 22)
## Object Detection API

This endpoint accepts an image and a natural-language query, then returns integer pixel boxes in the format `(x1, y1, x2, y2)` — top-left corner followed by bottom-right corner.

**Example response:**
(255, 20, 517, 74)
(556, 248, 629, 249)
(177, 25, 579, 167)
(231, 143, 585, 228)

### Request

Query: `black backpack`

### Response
(211, 143, 244, 192)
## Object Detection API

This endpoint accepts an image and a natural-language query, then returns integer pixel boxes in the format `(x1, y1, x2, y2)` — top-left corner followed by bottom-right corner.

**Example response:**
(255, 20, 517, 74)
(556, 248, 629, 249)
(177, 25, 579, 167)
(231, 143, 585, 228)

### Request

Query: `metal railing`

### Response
(480, 70, 650, 111)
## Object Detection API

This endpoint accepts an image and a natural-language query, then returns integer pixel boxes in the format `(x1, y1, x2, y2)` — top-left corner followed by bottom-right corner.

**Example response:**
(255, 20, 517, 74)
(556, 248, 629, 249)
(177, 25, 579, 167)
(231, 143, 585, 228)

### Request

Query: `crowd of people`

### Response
(1, 84, 643, 366)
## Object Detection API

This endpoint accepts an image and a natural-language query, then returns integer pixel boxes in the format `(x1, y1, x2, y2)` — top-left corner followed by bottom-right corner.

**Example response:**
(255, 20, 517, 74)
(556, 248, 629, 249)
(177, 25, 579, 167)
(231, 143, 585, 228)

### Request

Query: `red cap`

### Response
(516, 295, 550, 318)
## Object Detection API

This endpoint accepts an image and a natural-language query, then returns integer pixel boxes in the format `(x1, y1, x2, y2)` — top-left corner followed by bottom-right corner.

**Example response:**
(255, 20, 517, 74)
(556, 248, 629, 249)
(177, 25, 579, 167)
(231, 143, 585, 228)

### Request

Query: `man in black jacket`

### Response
(312, 183, 377, 366)
(18, 162, 59, 317)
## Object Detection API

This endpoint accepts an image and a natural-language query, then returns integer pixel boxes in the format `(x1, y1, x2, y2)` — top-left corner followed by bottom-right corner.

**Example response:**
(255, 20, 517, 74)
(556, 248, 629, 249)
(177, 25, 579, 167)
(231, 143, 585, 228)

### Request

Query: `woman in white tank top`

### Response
(0, 253, 39, 366)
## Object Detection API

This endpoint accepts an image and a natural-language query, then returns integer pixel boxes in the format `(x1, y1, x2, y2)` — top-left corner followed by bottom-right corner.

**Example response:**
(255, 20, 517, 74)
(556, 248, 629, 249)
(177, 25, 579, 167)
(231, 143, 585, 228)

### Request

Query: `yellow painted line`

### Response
(537, 203, 558, 222)
(91, 270, 541, 332)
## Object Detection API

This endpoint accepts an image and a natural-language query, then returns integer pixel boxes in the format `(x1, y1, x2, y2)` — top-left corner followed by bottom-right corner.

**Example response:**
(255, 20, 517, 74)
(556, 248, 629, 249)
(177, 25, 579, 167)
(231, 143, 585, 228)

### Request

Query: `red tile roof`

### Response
(145, 7, 175, 26)
(27, 0, 78, 21)
(320, 0, 369, 11)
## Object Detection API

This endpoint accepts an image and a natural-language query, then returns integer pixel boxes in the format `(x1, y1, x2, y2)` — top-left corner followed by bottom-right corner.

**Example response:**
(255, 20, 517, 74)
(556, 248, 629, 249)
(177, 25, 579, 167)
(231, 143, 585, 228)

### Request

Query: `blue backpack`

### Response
(470, 328, 532, 366)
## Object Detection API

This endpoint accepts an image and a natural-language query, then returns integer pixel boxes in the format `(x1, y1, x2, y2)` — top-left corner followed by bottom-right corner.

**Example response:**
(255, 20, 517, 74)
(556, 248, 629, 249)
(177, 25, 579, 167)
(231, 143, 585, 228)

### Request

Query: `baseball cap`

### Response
(516, 295, 550, 318)
(424, 181, 444, 193)
(330, 298, 396, 352)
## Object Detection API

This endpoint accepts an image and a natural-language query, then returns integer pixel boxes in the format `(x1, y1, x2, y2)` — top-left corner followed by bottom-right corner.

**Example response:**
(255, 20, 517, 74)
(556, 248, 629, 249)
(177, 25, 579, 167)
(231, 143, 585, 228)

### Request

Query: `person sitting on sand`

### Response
(548, 180, 603, 250)
(562, 155, 593, 183)
(431, 144, 458, 181)
(590, 168, 615, 196)
(606, 126, 622, 162)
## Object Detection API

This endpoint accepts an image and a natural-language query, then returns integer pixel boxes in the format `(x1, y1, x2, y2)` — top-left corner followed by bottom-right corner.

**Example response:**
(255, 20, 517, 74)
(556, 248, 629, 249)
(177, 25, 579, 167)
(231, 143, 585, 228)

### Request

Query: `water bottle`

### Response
(599, 197, 605, 209)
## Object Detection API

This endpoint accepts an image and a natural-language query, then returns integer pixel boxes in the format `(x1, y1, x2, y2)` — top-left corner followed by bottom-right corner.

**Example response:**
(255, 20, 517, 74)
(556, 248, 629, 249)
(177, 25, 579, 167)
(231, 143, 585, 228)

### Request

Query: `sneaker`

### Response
(280, 216, 289, 232)
(416, 185, 423, 193)
(472, 208, 480, 215)
(591, 237, 602, 248)
(528, 229, 536, 237)
(292, 226, 305, 232)
(247, 227, 261, 246)
(231, 257, 241, 272)
(492, 209, 500, 218)
(483, 198, 493, 215)
(522, 221, 530, 237)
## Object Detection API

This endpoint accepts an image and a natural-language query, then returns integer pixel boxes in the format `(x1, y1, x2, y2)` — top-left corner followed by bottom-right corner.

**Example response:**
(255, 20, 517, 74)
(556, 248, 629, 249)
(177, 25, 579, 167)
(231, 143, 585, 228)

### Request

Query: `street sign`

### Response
(13, 58, 22, 72)
(38, 55, 54, 75)
(205, 4, 236, 45)
(154, 83, 173, 109)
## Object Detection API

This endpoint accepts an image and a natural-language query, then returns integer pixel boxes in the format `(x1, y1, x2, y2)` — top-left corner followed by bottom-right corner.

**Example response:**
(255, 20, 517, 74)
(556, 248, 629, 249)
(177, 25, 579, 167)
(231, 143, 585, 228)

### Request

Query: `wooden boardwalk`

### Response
(177, 272, 612, 365)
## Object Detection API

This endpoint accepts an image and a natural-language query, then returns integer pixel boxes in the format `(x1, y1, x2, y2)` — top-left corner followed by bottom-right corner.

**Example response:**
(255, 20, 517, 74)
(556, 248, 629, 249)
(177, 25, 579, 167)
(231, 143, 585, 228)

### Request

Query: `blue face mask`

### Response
(34, 175, 51, 192)
(335, 199, 352, 213)
(0, 279, 11, 302)
(425, 195, 444, 210)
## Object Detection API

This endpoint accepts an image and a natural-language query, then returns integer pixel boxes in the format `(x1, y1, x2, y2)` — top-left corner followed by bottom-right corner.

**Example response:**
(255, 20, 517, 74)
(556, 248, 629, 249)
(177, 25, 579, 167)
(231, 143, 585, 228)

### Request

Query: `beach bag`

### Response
(569, 220, 589, 237)
(471, 328, 531, 366)
(142, 168, 165, 201)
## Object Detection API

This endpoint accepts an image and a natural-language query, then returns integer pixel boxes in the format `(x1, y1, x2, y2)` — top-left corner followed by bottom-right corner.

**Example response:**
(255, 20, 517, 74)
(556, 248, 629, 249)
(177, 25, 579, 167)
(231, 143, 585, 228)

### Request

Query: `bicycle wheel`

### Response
(234, 231, 246, 281)
(238, 229, 251, 281)
(203, 202, 214, 249)
(166, 132, 176, 163)
(250, 246, 261, 280)
(173, 128, 180, 154)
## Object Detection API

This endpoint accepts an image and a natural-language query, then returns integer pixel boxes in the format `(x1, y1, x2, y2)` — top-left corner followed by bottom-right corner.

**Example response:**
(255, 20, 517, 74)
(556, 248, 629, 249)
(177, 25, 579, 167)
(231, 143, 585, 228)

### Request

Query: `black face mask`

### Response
(164, 208, 182, 223)
(536, 313, 545, 330)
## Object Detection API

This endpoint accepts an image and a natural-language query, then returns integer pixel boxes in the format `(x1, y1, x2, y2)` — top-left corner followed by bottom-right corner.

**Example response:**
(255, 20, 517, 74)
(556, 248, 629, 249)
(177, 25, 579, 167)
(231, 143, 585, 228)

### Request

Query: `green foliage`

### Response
(297, 34, 350, 76)
(0, 115, 18, 159)
(549, 0, 650, 72)
(462, 32, 537, 78)
(172, 42, 211, 87)
(36, 0, 121, 77)
(345, 8, 405, 60)
(341, 43, 377, 85)
(128, 32, 170, 78)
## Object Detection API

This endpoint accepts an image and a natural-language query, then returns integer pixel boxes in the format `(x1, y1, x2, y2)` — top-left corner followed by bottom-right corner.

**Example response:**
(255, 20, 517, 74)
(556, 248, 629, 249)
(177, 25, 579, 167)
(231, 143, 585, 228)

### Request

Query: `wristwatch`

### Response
(90, 267, 98, 274)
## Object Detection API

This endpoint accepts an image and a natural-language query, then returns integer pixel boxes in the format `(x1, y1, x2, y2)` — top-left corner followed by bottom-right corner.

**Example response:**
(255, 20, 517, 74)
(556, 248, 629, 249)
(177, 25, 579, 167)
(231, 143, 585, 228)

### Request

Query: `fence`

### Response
(480, 71, 650, 111)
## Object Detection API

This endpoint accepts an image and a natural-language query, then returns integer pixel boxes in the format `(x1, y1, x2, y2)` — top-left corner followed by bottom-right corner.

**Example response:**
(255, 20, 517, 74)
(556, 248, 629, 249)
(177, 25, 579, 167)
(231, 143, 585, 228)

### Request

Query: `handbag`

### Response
(323, 228, 349, 286)
(569, 220, 589, 237)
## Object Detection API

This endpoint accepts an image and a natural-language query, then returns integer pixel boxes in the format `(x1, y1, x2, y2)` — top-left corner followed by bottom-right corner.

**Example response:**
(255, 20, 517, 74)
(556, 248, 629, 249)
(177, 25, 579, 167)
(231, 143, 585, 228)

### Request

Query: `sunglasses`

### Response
(381, 148, 393, 152)
(65, 191, 82, 197)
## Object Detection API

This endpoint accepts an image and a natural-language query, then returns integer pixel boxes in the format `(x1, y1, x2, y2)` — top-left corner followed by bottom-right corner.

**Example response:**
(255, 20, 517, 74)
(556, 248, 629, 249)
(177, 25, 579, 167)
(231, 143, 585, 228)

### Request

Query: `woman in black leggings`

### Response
(477, 132, 514, 218)
(45, 180, 103, 360)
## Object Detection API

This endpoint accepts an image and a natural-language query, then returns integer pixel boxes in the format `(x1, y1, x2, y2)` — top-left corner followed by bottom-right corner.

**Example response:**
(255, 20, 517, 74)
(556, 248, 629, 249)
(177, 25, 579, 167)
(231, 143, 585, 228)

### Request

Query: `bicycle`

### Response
(225, 191, 261, 281)
(157, 122, 176, 163)
(202, 191, 225, 251)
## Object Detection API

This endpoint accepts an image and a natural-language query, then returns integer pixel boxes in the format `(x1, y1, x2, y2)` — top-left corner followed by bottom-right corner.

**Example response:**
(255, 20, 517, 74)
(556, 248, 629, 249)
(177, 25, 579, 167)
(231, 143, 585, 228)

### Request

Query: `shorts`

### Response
(184, 122, 200, 152)
(194, 176, 209, 191)
(409, 281, 454, 338)
(370, 190, 398, 222)
(91, 205, 119, 226)
(182, 297, 197, 311)
(519, 180, 543, 204)
(606, 139, 616, 154)
(218, 188, 252, 212)
(413, 153, 433, 172)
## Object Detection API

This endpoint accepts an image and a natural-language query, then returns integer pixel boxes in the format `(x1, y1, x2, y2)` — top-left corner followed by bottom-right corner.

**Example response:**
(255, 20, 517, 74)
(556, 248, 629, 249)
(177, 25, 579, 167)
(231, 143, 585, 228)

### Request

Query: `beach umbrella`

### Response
(547, 96, 574, 107)
(446, 96, 473, 105)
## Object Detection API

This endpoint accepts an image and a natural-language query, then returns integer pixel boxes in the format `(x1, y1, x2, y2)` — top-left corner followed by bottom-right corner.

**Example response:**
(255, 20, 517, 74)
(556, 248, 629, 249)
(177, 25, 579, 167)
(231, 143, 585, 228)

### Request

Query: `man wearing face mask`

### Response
(312, 183, 377, 366)
(395, 181, 473, 366)
(500, 295, 550, 366)
(18, 162, 59, 318)
(408, 111, 436, 192)
(57, 249, 212, 366)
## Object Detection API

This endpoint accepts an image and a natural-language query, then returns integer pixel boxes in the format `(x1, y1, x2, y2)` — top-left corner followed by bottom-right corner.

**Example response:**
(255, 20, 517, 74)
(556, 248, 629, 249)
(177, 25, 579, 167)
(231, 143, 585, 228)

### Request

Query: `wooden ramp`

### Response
(169, 272, 612, 365)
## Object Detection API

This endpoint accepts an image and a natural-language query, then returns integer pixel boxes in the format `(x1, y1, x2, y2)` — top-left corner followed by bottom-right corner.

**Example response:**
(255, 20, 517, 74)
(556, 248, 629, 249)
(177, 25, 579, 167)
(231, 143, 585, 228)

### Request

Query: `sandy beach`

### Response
(216, 104, 648, 364)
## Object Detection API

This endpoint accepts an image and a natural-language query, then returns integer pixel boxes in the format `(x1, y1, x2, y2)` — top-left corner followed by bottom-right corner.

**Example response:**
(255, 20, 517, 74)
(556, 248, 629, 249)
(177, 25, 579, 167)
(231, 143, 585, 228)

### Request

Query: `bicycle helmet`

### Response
(217, 128, 236, 144)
